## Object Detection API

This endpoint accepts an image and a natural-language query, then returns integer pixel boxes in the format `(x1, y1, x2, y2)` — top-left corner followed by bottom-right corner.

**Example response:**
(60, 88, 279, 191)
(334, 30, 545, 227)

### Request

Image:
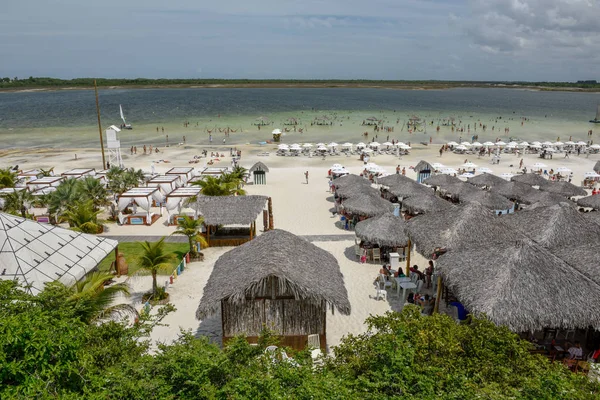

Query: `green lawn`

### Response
(97, 242, 189, 276)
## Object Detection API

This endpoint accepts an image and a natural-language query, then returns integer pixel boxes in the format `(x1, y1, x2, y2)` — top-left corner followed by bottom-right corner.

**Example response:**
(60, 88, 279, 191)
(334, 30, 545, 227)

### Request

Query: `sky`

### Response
(1, 0, 599, 81)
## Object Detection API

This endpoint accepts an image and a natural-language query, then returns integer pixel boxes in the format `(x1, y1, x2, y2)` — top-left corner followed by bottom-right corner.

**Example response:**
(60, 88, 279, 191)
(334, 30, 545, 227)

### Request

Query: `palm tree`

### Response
(193, 175, 230, 196)
(63, 200, 103, 233)
(78, 176, 110, 211)
(47, 178, 79, 221)
(172, 216, 208, 256)
(138, 237, 173, 299)
(230, 166, 249, 182)
(39, 167, 55, 177)
(0, 168, 17, 189)
(67, 272, 137, 323)
(1, 189, 34, 218)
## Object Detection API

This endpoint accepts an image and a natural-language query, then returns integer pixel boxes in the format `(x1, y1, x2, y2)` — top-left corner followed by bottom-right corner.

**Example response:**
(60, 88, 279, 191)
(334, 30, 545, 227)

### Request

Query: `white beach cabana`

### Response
(147, 175, 180, 195)
(16, 169, 43, 186)
(26, 176, 65, 192)
(0, 213, 118, 295)
(117, 187, 163, 225)
(165, 186, 202, 224)
(198, 167, 229, 178)
(0, 187, 26, 209)
(61, 168, 96, 180)
(165, 167, 195, 185)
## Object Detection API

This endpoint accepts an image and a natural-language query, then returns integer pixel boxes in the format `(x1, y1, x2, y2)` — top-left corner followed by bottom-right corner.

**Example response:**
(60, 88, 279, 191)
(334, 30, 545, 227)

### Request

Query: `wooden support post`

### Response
(405, 239, 411, 276)
(433, 276, 443, 314)
(206, 226, 211, 247)
(263, 209, 268, 231)
(249, 223, 253, 240)
(268, 197, 274, 230)
(114, 246, 119, 276)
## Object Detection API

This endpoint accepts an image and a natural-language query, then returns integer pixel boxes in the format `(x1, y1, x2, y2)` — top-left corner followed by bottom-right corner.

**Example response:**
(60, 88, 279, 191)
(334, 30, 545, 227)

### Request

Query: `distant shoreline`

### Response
(2, 82, 600, 93)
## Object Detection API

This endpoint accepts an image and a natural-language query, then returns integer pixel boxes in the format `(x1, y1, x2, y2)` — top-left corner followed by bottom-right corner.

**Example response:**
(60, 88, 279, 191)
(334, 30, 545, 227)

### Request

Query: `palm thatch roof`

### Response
(341, 193, 394, 217)
(551, 244, 600, 286)
(336, 182, 379, 200)
(354, 213, 409, 247)
(504, 202, 600, 247)
(577, 195, 600, 210)
(467, 173, 507, 188)
(406, 202, 519, 257)
(402, 194, 454, 215)
(387, 181, 434, 199)
(436, 238, 600, 331)
(332, 174, 367, 189)
(491, 181, 538, 203)
(193, 195, 268, 225)
(437, 182, 482, 201)
(524, 191, 576, 207)
(423, 174, 462, 187)
(249, 161, 269, 173)
(539, 181, 587, 197)
(414, 160, 434, 173)
(196, 229, 350, 319)
(460, 190, 514, 211)
(511, 173, 548, 187)
(583, 211, 600, 226)
(377, 174, 415, 187)
(594, 161, 600, 173)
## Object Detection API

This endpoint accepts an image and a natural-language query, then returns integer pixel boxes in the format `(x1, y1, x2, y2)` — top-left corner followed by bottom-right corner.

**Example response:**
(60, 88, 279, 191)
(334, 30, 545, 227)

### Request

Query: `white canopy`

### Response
(341, 143, 353, 148)
(483, 141, 495, 146)
(369, 142, 381, 148)
(165, 187, 202, 214)
(447, 141, 459, 146)
(147, 175, 180, 195)
(118, 187, 163, 212)
(0, 213, 118, 294)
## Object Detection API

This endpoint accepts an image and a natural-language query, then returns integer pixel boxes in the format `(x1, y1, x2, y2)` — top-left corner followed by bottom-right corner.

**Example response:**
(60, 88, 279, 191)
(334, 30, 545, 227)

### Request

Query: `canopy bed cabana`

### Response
(26, 176, 65, 192)
(165, 167, 195, 185)
(61, 168, 95, 180)
(165, 187, 202, 225)
(147, 175, 180, 196)
(117, 187, 163, 225)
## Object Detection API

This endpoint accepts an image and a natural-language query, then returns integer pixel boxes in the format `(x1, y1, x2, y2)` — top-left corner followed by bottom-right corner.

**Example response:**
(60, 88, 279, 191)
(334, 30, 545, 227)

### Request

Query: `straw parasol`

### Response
(193, 195, 268, 225)
(436, 238, 600, 332)
(387, 181, 434, 199)
(336, 182, 379, 200)
(524, 191, 576, 207)
(423, 174, 462, 187)
(196, 229, 350, 319)
(491, 181, 538, 203)
(402, 194, 454, 215)
(539, 181, 587, 198)
(511, 173, 548, 187)
(354, 212, 409, 247)
(467, 172, 507, 188)
(406, 202, 519, 257)
(504, 202, 600, 247)
(332, 174, 369, 190)
(577, 195, 600, 210)
(377, 174, 416, 187)
(460, 190, 514, 211)
(341, 193, 394, 217)
(248, 161, 269, 174)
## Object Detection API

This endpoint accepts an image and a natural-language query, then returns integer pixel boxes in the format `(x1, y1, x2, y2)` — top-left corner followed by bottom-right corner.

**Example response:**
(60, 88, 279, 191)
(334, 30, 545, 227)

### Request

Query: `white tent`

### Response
(147, 175, 181, 195)
(165, 187, 202, 217)
(0, 213, 118, 294)
(165, 167, 195, 185)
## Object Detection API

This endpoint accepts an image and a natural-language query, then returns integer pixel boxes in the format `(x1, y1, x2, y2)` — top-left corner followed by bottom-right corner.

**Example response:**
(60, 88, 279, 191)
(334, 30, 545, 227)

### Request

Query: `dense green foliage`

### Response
(1, 77, 600, 90)
(96, 241, 188, 275)
(106, 166, 146, 196)
(137, 237, 174, 300)
(1, 279, 597, 399)
(172, 215, 208, 256)
(0, 168, 18, 189)
(192, 174, 246, 196)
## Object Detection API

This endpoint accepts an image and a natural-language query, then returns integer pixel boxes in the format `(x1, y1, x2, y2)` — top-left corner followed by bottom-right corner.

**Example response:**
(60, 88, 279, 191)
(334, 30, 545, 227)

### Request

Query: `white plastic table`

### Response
(399, 282, 417, 301)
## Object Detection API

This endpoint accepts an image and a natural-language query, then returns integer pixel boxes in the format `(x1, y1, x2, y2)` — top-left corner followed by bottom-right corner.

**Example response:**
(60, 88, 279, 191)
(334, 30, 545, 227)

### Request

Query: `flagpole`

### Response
(94, 79, 106, 169)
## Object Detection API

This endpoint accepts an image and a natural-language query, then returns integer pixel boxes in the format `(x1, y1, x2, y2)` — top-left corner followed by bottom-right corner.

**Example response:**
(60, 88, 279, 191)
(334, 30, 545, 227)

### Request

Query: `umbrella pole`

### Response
(433, 276, 443, 314)
(405, 239, 411, 276)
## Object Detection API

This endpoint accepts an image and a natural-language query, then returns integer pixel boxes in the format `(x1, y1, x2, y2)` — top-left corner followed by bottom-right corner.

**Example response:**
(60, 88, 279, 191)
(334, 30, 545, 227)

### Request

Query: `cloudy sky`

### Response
(2, 0, 598, 81)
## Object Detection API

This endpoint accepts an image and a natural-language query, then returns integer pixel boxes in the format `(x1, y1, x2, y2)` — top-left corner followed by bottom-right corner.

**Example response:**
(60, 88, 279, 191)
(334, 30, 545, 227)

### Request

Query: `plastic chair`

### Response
(307, 334, 320, 349)
(413, 280, 424, 294)
(354, 245, 362, 260)
(375, 287, 387, 301)
(372, 248, 381, 262)
(380, 274, 393, 290)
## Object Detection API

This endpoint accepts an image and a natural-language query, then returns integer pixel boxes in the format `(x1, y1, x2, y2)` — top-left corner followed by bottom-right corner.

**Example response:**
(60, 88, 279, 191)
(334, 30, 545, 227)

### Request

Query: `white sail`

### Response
(119, 104, 126, 124)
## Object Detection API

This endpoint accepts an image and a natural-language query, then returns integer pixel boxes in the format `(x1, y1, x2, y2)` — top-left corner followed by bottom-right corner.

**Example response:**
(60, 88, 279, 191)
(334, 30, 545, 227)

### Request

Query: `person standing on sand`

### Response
(143, 145, 147, 154)
(396, 165, 400, 174)
(439, 146, 443, 157)
(183, 136, 186, 144)
(161, 127, 164, 133)
(304, 171, 309, 184)
(402, 167, 406, 176)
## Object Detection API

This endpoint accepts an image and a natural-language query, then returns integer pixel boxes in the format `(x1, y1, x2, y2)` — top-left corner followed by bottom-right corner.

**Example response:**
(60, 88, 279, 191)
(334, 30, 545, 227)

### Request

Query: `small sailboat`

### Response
(120, 104, 133, 129)
(590, 105, 600, 124)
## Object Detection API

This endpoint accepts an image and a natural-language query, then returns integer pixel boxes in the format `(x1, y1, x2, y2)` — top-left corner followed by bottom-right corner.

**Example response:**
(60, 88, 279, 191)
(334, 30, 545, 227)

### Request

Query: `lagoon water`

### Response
(1, 88, 599, 149)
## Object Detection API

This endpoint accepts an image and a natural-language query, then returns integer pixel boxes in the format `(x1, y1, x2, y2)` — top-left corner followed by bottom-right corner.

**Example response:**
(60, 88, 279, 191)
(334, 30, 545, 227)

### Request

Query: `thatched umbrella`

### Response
(491, 181, 538, 203)
(436, 238, 600, 331)
(355, 212, 409, 247)
(193, 195, 268, 225)
(577, 195, 600, 210)
(511, 173, 548, 187)
(336, 183, 379, 200)
(437, 182, 482, 201)
(423, 174, 462, 187)
(594, 161, 600, 174)
(524, 191, 576, 207)
(387, 181, 434, 199)
(341, 193, 394, 217)
(406, 202, 518, 258)
(467, 173, 507, 188)
(460, 190, 514, 211)
(402, 194, 454, 215)
(539, 181, 587, 198)
(196, 229, 351, 319)
(332, 174, 367, 189)
(377, 174, 415, 187)
(504, 202, 600, 247)
(248, 161, 269, 174)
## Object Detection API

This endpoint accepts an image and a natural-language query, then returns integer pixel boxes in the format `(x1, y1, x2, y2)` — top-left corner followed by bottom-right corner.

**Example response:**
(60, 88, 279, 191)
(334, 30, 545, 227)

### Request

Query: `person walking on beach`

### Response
(396, 165, 400, 174)
(143, 145, 147, 154)
(304, 171, 309, 184)
(439, 146, 443, 157)
(402, 167, 406, 176)
(161, 127, 164, 133)
(183, 136, 186, 144)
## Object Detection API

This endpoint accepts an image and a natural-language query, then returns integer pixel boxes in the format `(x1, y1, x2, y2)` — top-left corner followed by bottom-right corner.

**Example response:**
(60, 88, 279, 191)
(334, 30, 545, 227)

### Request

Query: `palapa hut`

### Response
(194, 195, 269, 247)
(551, 244, 600, 286)
(511, 173, 548, 187)
(504, 202, 600, 248)
(335, 182, 378, 201)
(577, 195, 600, 210)
(386, 181, 433, 201)
(436, 182, 482, 202)
(436, 238, 600, 332)
(196, 229, 350, 350)
(332, 173, 368, 189)
(423, 174, 462, 188)
(376, 174, 415, 187)
(491, 181, 538, 204)
(414, 160, 435, 183)
(539, 180, 587, 198)
(406, 202, 519, 258)
(467, 172, 507, 188)
(402, 194, 454, 216)
(524, 191, 575, 207)
(460, 191, 514, 213)
(354, 212, 409, 248)
(249, 162, 269, 185)
(341, 193, 394, 219)
(594, 161, 600, 174)
(584, 211, 600, 226)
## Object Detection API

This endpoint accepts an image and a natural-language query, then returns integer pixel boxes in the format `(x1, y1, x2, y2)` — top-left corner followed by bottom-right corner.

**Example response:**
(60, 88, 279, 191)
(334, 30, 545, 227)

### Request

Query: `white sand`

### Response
(5, 143, 599, 350)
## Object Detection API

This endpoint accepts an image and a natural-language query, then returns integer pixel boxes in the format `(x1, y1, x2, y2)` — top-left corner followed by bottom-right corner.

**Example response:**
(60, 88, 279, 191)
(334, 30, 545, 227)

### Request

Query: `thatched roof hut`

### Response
(387, 181, 434, 199)
(402, 194, 454, 215)
(577, 195, 600, 210)
(335, 182, 378, 200)
(467, 173, 507, 188)
(583, 211, 600, 226)
(423, 174, 462, 187)
(552, 244, 600, 286)
(505, 202, 600, 247)
(491, 181, 538, 203)
(194, 195, 268, 225)
(437, 182, 482, 201)
(460, 190, 514, 211)
(249, 161, 269, 173)
(196, 229, 350, 350)
(354, 213, 409, 247)
(539, 181, 587, 198)
(436, 238, 600, 332)
(524, 191, 576, 207)
(341, 193, 394, 217)
(376, 174, 415, 187)
(414, 160, 434, 173)
(406, 202, 518, 257)
(332, 174, 367, 189)
(594, 161, 600, 173)
(511, 173, 548, 187)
